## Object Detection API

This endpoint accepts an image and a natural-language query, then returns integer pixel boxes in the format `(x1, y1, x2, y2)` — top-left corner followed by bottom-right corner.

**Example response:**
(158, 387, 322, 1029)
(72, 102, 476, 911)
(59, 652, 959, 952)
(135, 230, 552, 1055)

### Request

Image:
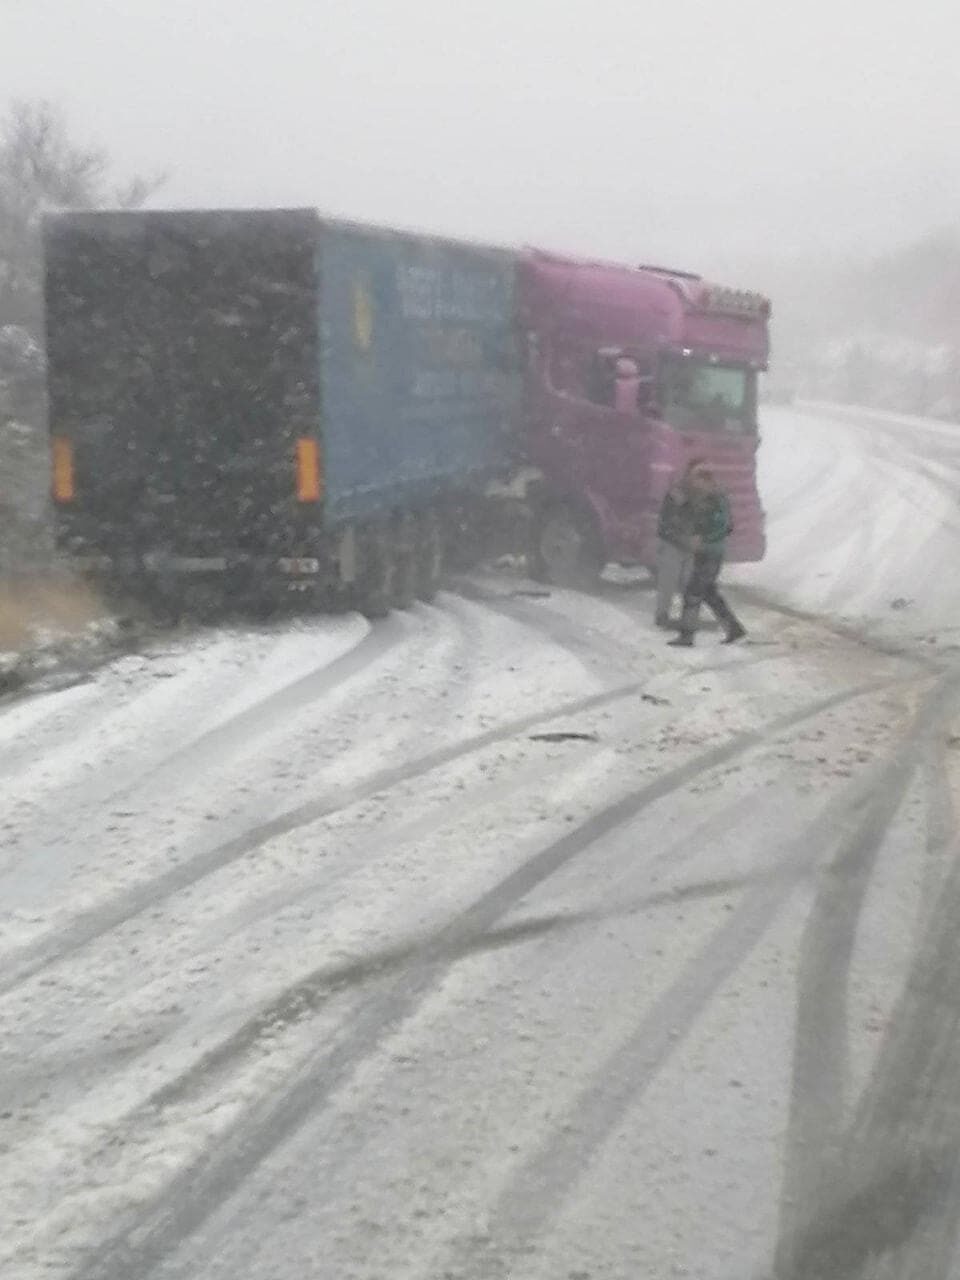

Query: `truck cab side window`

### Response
(636, 375, 658, 412)
(587, 352, 617, 406)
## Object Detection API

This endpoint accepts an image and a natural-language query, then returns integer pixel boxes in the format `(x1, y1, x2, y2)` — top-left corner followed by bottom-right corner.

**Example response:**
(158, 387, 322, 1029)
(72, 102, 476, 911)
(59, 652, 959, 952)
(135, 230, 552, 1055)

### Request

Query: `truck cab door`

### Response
(577, 356, 653, 557)
(526, 343, 654, 562)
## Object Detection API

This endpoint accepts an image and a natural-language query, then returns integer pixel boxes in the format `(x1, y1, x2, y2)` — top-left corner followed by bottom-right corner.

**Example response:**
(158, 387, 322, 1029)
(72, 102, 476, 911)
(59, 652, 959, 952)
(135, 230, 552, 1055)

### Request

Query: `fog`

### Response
(4, 0, 960, 417)
(3, 0, 958, 271)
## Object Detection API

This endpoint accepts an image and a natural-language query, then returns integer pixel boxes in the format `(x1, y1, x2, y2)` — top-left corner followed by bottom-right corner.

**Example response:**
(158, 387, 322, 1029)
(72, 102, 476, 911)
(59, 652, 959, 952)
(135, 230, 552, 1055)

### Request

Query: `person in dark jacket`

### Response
(668, 464, 746, 647)
(654, 466, 697, 627)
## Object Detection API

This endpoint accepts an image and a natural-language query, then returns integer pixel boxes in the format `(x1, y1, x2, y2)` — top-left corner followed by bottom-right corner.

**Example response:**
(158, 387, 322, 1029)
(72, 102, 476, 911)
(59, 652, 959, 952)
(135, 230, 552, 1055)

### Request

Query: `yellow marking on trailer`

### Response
(51, 436, 75, 502)
(296, 437, 324, 502)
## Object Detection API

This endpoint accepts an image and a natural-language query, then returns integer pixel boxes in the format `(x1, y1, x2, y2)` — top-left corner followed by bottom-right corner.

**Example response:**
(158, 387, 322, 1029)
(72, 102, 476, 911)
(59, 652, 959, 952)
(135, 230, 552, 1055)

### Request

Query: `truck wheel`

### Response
(141, 574, 184, 627)
(356, 528, 397, 618)
(416, 512, 445, 601)
(392, 515, 419, 610)
(530, 504, 604, 589)
(444, 497, 483, 570)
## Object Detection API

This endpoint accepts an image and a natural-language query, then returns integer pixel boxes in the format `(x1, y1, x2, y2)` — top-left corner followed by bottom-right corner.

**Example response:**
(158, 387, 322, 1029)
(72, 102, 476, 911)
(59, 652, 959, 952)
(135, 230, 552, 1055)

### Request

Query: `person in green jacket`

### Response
(668, 463, 746, 647)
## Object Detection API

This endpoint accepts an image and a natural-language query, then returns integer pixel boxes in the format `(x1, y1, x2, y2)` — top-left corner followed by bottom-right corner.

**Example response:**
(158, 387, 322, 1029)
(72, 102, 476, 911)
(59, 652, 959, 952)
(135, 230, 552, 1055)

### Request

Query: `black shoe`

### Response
(722, 622, 747, 644)
(668, 633, 694, 647)
(655, 613, 671, 629)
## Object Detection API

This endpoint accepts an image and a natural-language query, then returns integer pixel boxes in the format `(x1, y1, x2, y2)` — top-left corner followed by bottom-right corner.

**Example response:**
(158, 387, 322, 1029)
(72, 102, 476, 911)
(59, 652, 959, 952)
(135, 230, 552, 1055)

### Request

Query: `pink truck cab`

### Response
(518, 250, 771, 583)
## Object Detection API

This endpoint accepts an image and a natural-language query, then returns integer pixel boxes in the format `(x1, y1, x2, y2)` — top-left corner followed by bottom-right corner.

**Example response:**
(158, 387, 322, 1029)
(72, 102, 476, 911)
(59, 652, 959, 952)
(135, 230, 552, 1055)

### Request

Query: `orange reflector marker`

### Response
(295, 437, 324, 502)
(51, 436, 75, 502)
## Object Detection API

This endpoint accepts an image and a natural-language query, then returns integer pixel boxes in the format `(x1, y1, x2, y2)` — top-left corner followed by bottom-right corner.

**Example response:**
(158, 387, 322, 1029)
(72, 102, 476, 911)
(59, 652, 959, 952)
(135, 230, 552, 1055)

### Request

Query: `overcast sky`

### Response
(3, 0, 958, 276)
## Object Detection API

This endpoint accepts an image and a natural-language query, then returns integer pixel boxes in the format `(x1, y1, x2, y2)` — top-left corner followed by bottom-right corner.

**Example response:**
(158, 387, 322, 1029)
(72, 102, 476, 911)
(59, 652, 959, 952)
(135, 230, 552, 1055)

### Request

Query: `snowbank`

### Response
(731, 402, 960, 636)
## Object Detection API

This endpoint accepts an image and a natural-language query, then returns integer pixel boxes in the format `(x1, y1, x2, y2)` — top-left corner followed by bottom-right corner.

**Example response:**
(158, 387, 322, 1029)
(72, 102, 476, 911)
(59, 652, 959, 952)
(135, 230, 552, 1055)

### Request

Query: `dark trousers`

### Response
(679, 552, 741, 636)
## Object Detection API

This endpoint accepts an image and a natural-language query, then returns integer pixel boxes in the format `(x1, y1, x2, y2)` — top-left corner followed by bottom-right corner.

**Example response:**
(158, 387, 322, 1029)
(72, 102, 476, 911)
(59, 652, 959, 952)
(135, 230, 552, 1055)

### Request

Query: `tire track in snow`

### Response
(917, 742, 957, 931)
(0, 616, 398, 881)
(484, 562, 938, 676)
(0, 678, 101, 777)
(121, 873, 770, 1131)
(729, 583, 945, 670)
(65, 678, 900, 1280)
(772, 673, 960, 1280)
(1, 599, 502, 919)
(452, 580, 648, 674)
(458, 577, 800, 686)
(807, 404, 960, 521)
(769, 851, 960, 1280)
(0, 738, 615, 1169)
(0, 617, 370, 784)
(840, 851, 960, 1280)
(0, 595, 605, 1004)
(0, 678, 644, 996)
(90, 614, 405, 805)
(438, 718, 937, 1279)
(0, 742, 593, 1131)
(0, 767, 800, 1159)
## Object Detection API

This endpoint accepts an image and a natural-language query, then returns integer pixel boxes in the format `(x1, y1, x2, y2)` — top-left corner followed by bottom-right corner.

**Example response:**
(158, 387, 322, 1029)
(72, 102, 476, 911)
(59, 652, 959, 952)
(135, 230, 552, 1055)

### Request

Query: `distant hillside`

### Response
(741, 228, 960, 419)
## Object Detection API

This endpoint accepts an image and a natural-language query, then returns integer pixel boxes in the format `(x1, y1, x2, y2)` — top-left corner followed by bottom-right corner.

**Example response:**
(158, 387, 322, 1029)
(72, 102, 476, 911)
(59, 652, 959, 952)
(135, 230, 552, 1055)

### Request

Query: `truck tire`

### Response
(529, 503, 604, 589)
(392, 514, 419, 610)
(416, 512, 445, 601)
(356, 527, 397, 618)
(141, 574, 185, 627)
(444, 496, 483, 571)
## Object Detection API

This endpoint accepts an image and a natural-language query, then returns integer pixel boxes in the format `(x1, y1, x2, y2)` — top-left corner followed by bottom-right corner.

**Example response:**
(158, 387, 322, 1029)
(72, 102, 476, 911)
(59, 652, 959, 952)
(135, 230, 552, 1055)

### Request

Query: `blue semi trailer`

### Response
(43, 208, 520, 615)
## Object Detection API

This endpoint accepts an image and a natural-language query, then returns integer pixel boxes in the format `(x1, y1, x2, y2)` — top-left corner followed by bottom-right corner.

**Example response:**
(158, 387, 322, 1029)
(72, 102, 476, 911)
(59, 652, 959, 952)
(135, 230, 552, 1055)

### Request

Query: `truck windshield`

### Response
(659, 357, 756, 433)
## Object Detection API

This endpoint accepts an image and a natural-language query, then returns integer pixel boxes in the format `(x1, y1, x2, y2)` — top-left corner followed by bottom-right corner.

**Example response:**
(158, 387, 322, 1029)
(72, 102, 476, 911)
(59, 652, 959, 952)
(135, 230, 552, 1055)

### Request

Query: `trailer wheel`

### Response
(416, 512, 445, 602)
(529, 503, 604, 589)
(392, 514, 419, 610)
(140, 574, 184, 627)
(356, 528, 397, 618)
(444, 496, 483, 571)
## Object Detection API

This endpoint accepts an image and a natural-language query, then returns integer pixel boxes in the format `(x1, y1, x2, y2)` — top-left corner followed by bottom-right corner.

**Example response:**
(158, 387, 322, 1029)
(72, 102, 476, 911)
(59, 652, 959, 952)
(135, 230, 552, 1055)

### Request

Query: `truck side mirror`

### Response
(613, 359, 640, 414)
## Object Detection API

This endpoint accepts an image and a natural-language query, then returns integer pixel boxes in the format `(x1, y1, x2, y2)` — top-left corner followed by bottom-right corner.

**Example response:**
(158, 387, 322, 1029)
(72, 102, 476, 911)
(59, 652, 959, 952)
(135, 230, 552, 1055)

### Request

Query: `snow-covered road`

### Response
(3, 403, 960, 1279)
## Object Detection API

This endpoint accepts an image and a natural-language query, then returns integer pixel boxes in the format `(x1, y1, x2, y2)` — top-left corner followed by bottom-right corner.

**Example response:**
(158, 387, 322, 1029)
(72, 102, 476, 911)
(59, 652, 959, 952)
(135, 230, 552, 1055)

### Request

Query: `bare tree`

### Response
(0, 100, 165, 568)
(0, 99, 164, 333)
